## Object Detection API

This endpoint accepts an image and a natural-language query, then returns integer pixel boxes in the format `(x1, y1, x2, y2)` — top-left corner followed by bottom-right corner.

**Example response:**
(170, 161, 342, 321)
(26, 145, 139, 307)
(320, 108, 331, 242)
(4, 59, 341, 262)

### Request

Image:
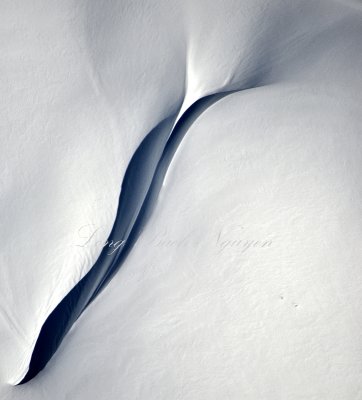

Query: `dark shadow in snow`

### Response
(18, 87, 252, 384)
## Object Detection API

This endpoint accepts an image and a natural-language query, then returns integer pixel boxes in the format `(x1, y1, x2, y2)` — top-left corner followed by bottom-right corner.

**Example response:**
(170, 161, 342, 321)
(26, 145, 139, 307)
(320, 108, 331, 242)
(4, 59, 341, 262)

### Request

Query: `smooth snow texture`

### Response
(1, 0, 362, 398)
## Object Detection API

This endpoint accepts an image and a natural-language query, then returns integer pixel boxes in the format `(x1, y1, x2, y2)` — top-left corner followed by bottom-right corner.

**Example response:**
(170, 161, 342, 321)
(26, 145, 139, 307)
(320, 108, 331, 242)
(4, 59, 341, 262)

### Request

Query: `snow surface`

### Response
(1, 0, 362, 398)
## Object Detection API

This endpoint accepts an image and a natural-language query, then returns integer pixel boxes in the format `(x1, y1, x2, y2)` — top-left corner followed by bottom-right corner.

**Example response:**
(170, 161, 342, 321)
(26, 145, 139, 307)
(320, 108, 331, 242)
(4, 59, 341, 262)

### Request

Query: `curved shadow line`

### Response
(18, 87, 249, 384)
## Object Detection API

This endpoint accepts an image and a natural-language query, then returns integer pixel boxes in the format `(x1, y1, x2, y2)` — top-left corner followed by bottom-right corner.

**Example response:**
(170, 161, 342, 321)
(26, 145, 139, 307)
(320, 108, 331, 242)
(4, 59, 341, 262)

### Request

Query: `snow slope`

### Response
(1, 0, 362, 398)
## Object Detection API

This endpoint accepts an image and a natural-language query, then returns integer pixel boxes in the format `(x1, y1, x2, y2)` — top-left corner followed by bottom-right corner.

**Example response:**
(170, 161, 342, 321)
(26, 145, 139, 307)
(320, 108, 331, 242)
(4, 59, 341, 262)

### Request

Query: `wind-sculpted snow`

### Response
(18, 89, 254, 383)
(1, 0, 362, 398)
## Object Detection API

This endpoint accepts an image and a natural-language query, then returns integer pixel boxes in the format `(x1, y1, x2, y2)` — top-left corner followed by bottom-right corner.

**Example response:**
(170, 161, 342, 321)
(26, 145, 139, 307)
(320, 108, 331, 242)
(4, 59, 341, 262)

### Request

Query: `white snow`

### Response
(1, 0, 362, 398)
